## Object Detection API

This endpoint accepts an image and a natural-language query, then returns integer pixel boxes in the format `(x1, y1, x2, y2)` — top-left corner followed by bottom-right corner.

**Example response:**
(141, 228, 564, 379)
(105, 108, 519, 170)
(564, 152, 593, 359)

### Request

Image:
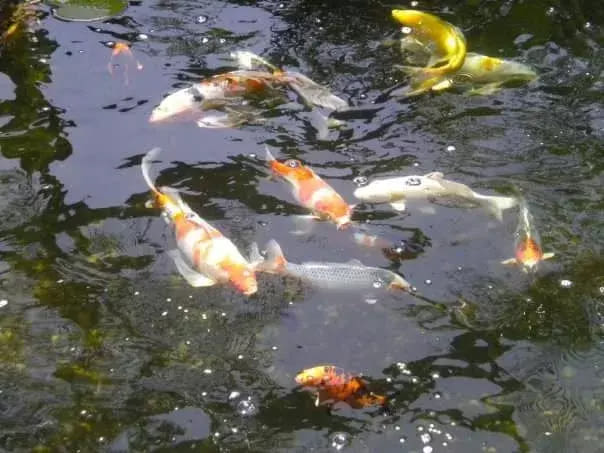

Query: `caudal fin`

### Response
(230, 50, 279, 73)
(257, 239, 287, 274)
(480, 195, 518, 221)
(393, 65, 449, 96)
(283, 71, 348, 111)
(142, 148, 162, 196)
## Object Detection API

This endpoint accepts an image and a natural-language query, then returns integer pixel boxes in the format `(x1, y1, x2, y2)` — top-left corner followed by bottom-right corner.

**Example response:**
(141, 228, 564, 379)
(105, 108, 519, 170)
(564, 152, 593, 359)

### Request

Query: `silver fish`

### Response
(251, 240, 410, 291)
(353, 171, 517, 220)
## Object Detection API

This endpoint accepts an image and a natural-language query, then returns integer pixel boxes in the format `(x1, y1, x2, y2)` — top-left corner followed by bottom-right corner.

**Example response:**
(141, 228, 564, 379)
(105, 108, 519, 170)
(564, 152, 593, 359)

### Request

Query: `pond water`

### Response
(0, 0, 602, 451)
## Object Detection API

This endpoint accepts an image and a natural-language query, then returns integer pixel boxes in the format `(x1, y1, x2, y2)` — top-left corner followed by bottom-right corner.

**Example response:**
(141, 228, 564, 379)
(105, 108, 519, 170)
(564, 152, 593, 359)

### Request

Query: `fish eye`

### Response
(406, 177, 421, 186)
(286, 160, 300, 168)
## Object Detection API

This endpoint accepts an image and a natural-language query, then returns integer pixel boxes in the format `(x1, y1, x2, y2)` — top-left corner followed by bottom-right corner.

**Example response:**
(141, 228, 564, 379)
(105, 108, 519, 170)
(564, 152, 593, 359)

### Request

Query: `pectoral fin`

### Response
(167, 249, 216, 287)
(466, 83, 502, 96)
(542, 252, 555, 260)
(501, 258, 518, 266)
(390, 201, 407, 211)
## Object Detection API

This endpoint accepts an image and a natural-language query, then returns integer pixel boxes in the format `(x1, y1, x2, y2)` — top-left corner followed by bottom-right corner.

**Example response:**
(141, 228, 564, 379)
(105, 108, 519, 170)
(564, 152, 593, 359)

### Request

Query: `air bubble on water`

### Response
(411, 286, 417, 292)
(386, 377, 392, 383)
(161, 311, 168, 317)
(219, 38, 226, 44)
(236, 399, 257, 416)
(330, 432, 349, 450)
(432, 372, 440, 379)
(411, 1, 419, 6)
(237, 354, 244, 359)
(584, 21, 591, 29)
(279, 3, 285, 7)
(203, 368, 212, 374)
(423, 447, 433, 453)
(353, 176, 368, 187)
(0, 300, 7, 308)
(417, 425, 424, 432)
(228, 391, 241, 400)
(365, 298, 378, 305)
(98, 437, 105, 442)
(201, 391, 207, 396)
(560, 279, 573, 288)
(420, 433, 432, 444)
(544, 431, 552, 436)
(397, 361, 407, 370)
(442, 442, 448, 447)
(202, 37, 209, 43)
(599, 287, 604, 295)
(446, 145, 456, 152)
(413, 162, 420, 167)
(399, 436, 407, 443)
(445, 432, 453, 440)
(178, 306, 182, 310)
(221, 312, 227, 317)
(249, 153, 257, 158)
(425, 279, 432, 285)
(394, 425, 401, 431)
(166, 297, 172, 302)
(202, 313, 208, 320)
(434, 392, 442, 399)
(271, 346, 278, 351)
(412, 377, 419, 383)
(546, 6, 556, 16)
(457, 266, 463, 271)
(196, 15, 208, 24)
(57, 279, 64, 284)
(373, 279, 384, 289)
(401, 26, 412, 34)
(137, 33, 149, 40)
(134, 291, 140, 296)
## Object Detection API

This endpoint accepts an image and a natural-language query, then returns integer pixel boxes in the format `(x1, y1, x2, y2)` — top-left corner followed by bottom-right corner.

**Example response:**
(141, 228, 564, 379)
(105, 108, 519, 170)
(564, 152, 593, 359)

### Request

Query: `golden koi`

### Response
(391, 9, 466, 95)
(295, 365, 387, 408)
(142, 148, 258, 295)
(265, 148, 353, 229)
(501, 201, 554, 271)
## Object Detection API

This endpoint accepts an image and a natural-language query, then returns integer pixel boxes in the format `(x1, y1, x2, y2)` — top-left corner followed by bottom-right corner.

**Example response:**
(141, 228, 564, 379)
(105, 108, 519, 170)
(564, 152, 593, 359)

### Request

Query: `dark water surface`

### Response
(0, 0, 603, 451)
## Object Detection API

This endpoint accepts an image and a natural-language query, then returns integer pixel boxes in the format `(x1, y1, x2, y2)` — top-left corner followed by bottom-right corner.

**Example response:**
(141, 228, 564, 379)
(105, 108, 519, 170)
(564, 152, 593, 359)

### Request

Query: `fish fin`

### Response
(480, 195, 518, 221)
(248, 242, 264, 267)
(431, 78, 454, 91)
(466, 83, 503, 96)
(390, 201, 407, 211)
(425, 171, 444, 180)
(265, 146, 276, 162)
(346, 258, 363, 265)
(258, 239, 287, 273)
(141, 148, 162, 196)
(167, 249, 217, 287)
(230, 50, 279, 72)
(393, 65, 448, 95)
(196, 112, 242, 128)
(283, 71, 348, 111)
(290, 215, 319, 235)
(501, 258, 518, 266)
(542, 252, 555, 260)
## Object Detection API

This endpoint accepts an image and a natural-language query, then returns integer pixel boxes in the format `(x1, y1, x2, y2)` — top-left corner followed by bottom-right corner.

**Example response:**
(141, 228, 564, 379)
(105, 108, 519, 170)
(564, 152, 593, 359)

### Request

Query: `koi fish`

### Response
(251, 239, 410, 291)
(295, 365, 387, 408)
(142, 148, 258, 295)
(149, 51, 347, 124)
(391, 9, 466, 95)
(266, 148, 354, 229)
(501, 200, 554, 271)
(353, 171, 517, 221)
(107, 42, 143, 85)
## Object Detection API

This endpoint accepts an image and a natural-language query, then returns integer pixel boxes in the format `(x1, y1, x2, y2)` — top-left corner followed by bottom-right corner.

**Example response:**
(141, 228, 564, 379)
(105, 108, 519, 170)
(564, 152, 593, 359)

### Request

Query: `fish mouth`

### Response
(388, 277, 410, 291)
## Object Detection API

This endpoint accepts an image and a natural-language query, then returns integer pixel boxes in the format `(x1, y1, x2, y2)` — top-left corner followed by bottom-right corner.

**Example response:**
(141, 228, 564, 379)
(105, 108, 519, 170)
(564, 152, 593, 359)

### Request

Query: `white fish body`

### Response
(456, 53, 537, 85)
(354, 172, 517, 220)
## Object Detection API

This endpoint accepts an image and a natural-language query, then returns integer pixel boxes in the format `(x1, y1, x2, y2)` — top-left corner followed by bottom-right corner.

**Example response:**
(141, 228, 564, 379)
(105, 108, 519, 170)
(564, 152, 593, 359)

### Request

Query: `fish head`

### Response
(391, 9, 430, 28)
(387, 273, 411, 291)
(227, 264, 258, 296)
(270, 158, 315, 184)
(198, 73, 267, 98)
(516, 237, 543, 271)
(295, 365, 337, 386)
(149, 87, 200, 123)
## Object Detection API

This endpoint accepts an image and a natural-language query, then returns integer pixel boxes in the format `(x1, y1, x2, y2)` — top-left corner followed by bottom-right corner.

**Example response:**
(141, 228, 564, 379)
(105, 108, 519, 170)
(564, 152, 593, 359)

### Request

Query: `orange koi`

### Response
(142, 148, 258, 295)
(295, 365, 387, 408)
(107, 41, 143, 85)
(265, 148, 353, 229)
(501, 201, 554, 271)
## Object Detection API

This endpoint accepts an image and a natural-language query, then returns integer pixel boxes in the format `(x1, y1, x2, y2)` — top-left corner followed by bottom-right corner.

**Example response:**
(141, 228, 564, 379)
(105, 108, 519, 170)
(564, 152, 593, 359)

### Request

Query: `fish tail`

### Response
(394, 65, 449, 95)
(258, 239, 287, 274)
(281, 71, 348, 111)
(142, 148, 164, 201)
(230, 50, 279, 73)
(479, 195, 518, 221)
(264, 145, 276, 162)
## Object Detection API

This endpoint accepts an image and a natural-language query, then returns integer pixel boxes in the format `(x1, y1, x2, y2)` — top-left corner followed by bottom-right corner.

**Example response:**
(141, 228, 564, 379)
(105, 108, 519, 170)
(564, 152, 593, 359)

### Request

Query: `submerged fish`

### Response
(501, 200, 554, 271)
(266, 148, 353, 229)
(252, 239, 410, 291)
(149, 51, 347, 124)
(391, 9, 466, 95)
(353, 171, 517, 220)
(107, 42, 143, 85)
(295, 365, 387, 408)
(142, 148, 258, 295)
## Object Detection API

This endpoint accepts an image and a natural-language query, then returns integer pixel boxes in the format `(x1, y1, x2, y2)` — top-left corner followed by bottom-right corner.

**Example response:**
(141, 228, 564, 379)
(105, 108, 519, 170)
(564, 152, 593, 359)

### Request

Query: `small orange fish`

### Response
(266, 149, 353, 229)
(295, 365, 387, 408)
(501, 201, 554, 271)
(142, 148, 258, 295)
(107, 41, 143, 85)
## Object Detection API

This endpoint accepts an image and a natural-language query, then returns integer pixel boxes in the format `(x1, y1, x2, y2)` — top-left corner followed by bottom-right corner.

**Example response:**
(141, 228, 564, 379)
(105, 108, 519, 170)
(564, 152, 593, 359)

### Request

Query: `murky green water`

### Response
(0, 0, 602, 451)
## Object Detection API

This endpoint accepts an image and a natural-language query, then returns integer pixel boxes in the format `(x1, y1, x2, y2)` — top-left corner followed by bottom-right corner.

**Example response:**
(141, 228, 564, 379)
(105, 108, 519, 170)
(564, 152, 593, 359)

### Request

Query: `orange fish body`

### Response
(142, 149, 257, 295)
(295, 365, 386, 408)
(266, 149, 353, 229)
(515, 237, 544, 268)
(108, 41, 143, 83)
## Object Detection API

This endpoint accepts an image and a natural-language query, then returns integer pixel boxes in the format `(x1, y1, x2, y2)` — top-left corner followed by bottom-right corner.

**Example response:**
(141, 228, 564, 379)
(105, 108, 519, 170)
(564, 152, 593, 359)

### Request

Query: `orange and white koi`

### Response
(107, 41, 143, 85)
(265, 148, 353, 229)
(142, 148, 258, 295)
(149, 50, 347, 124)
(501, 201, 554, 271)
(295, 365, 387, 408)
